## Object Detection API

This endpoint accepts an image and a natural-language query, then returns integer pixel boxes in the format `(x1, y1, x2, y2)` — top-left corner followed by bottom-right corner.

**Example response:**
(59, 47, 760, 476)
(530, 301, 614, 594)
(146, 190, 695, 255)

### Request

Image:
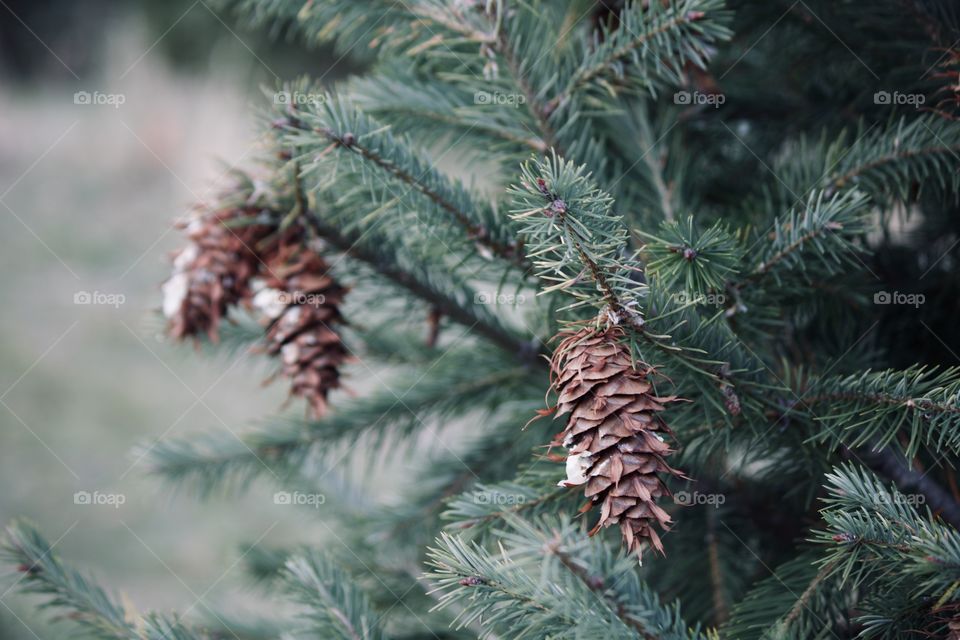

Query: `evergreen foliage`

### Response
(5, 0, 960, 638)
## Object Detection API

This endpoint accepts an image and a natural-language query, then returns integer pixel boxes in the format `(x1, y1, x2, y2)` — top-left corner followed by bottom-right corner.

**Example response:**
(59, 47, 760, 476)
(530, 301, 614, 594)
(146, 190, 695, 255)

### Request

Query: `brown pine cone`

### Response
(252, 241, 348, 418)
(950, 620, 960, 640)
(163, 207, 272, 342)
(551, 326, 684, 562)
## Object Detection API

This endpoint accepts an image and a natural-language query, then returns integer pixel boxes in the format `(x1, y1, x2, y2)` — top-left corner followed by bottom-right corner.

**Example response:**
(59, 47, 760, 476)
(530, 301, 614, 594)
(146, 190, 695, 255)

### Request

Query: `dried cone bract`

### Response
(552, 326, 683, 560)
(162, 207, 271, 342)
(253, 242, 348, 418)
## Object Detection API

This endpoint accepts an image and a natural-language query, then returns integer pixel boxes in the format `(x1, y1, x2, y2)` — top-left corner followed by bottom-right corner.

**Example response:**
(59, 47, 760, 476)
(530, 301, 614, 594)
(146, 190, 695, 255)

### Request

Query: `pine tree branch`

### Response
(561, 4, 711, 101)
(746, 188, 870, 283)
(1, 522, 206, 640)
(302, 122, 527, 268)
(304, 213, 540, 362)
(853, 446, 960, 529)
(144, 345, 542, 497)
(778, 558, 837, 632)
(801, 366, 960, 458)
(511, 152, 641, 321)
(283, 551, 389, 640)
(275, 96, 528, 271)
(493, 22, 561, 153)
(552, 0, 731, 109)
(705, 508, 729, 625)
(545, 537, 659, 640)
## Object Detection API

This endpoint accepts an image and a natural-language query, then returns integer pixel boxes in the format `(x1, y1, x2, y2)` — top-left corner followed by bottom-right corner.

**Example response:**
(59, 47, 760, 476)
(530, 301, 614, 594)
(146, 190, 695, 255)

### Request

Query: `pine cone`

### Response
(252, 241, 348, 418)
(551, 326, 683, 561)
(163, 207, 272, 342)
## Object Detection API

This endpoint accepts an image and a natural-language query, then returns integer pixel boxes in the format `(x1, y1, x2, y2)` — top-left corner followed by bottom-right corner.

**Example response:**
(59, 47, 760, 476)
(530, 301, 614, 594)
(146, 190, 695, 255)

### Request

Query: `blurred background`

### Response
(0, 1, 352, 635)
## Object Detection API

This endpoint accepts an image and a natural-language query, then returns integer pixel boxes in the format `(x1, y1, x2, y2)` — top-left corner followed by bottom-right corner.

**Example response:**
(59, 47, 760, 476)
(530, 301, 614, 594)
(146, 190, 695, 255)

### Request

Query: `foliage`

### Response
(5, 0, 960, 639)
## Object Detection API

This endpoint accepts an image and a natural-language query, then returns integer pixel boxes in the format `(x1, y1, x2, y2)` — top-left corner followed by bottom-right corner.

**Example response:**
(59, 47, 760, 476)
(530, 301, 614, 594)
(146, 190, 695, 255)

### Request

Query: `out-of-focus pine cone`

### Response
(551, 325, 684, 562)
(252, 241, 348, 418)
(162, 207, 272, 342)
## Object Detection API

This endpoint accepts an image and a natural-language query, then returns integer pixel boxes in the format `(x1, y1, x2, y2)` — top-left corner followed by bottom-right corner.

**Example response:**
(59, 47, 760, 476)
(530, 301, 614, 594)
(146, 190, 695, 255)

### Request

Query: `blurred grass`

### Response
(0, 3, 351, 637)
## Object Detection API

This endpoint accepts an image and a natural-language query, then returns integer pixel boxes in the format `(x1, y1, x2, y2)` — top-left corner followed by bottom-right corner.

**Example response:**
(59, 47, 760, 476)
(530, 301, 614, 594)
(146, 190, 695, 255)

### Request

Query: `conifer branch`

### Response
(801, 366, 960, 459)
(493, 23, 560, 153)
(855, 447, 960, 530)
(1, 522, 206, 640)
(277, 97, 527, 268)
(144, 346, 539, 495)
(304, 213, 538, 361)
(282, 551, 389, 640)
(558, 0, 731, 104)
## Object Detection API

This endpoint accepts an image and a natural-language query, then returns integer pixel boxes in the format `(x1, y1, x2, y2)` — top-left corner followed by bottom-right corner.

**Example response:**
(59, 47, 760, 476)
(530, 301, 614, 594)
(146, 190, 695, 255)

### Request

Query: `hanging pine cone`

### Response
(162, 207, 273, 342)
(551, 326, 684, 562)
(251, 240, 348, 418)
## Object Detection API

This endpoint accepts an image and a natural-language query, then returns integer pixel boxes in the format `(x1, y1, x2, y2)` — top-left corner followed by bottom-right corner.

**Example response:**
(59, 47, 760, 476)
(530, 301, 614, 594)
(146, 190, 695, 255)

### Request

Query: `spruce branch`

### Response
(770, 116, 960, 208)
(491, 12, 561, 153)
(351, 70, 548, 153)
(557, 0, 732, 104)
(1, 522, 206, 640)
(722, 551, 847, 640)
(304, 213, 538, 361)
(143, 345, 539, 496)
(853, 446, 960, 530)
(232, 164, 540, 363)
(282, 550, 389, 640)
(747, 188, 871, 284)
(509, 515, 681, 640)
(426, 521, 704, 639)
(639, 216, 743, 295)
(277, 94, 527, 268)
(813, 464, 960, 600)
(225, 0, 493, 56)
(509, 151, 641, 322)
(800, 366, 960, 459)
